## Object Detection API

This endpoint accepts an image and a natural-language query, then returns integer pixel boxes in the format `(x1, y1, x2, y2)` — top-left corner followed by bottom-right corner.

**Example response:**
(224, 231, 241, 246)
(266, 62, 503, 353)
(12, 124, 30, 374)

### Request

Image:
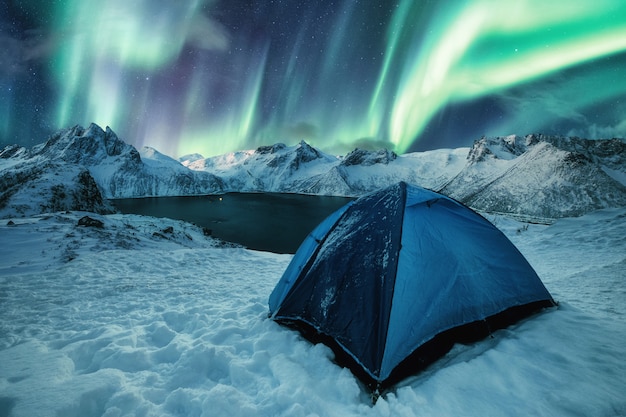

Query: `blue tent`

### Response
(269, 182, 555, 390)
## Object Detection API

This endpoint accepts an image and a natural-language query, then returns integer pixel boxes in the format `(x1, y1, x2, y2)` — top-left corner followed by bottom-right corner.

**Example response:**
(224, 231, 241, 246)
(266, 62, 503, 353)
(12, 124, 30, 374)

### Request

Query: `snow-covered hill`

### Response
(440, 134, 626, 220)
(0, 124, 224, 217)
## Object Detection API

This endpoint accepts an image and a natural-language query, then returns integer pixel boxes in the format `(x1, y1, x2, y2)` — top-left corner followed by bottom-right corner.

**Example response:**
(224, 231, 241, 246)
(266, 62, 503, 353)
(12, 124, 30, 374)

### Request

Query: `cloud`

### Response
(281, 122, 318, 140)
(0, 29, 57, 76)
(187, 12, 230, 51)
(567, 120, 626, 139)
(349, 137, 397, 151)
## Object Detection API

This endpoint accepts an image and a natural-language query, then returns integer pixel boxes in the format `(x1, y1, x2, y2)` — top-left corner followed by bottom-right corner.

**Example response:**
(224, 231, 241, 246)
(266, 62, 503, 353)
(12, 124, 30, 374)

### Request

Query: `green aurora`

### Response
(2, 0, 626, 157)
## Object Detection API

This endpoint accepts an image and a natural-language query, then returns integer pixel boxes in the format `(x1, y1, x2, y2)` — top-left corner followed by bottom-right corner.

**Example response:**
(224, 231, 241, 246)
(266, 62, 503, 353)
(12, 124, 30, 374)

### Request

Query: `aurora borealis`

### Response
(2, 1, 626, 157)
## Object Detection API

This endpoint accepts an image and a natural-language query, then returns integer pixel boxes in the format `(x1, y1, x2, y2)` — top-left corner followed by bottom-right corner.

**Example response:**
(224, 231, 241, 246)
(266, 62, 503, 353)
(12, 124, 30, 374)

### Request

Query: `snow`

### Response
(603, 165, 626, 187)
(442, 140, 626, 220)
(180, 143, 469, 196)
(3, 125, 625, 220)
(1, 208, 626, 417)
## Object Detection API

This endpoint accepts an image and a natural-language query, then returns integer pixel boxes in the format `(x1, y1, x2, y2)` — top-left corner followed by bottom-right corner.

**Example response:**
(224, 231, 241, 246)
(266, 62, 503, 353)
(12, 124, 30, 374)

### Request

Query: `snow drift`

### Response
(0, 207, 625, 416)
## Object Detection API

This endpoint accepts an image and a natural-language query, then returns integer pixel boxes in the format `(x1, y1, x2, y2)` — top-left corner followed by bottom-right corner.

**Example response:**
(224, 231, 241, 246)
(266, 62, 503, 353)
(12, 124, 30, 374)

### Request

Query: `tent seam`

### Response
(377, 181, 408, 382)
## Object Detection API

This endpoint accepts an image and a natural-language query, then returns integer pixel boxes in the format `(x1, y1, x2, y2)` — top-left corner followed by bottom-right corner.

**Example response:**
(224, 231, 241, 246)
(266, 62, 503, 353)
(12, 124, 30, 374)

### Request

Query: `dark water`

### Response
(111, 193, 353, 254)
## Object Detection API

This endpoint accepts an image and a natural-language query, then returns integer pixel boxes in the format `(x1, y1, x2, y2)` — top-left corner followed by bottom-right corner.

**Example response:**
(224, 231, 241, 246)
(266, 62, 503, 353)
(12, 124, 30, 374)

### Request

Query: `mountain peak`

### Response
(32, 123, 140, 165)
(0, 124, 225, 217)
(255, 143, 287, 155)
(341, 148, 397, 166)
(3, 126, 625, 221)
(467, 135, 530, 163)
(295, 140, 322, 163)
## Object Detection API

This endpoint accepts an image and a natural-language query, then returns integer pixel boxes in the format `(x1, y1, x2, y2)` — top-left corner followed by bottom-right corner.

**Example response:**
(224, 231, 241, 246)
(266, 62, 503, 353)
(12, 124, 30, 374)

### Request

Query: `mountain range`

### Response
(1, 123, 625, 221)
(0, 124, 224, 217)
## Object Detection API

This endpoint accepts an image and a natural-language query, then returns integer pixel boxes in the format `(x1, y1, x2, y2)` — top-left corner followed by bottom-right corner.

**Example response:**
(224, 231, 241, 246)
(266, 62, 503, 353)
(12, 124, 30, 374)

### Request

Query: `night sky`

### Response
(2, 0, 626, 158)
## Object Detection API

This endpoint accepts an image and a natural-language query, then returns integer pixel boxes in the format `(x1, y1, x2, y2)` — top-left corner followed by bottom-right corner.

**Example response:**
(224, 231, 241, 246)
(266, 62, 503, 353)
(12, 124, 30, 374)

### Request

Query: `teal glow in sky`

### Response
(2, 0, 626, 156)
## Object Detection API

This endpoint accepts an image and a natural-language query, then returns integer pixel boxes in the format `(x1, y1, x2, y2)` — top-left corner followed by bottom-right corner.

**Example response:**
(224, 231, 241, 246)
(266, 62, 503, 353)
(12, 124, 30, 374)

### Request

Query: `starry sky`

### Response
(2, 0, 626, 158)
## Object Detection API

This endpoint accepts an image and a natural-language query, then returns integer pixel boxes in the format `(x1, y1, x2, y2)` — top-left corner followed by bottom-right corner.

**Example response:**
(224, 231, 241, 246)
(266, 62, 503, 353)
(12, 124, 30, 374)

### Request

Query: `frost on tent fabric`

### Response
(268, 181, 555, 394)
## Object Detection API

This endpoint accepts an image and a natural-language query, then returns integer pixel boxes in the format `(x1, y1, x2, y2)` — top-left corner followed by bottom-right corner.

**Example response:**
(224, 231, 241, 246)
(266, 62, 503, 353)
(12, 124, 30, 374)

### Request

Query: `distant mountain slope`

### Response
(0, 124, 224, 217)
(2, 124, 625, 220)
(182, 141, 340, 193)
(0, 158, 115, 218)
(182, 141, 469, 196)
(440, 135, 626, 220)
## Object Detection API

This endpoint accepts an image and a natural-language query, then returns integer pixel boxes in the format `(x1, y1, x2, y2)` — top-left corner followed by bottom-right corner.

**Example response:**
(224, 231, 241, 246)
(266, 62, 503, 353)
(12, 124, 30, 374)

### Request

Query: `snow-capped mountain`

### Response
(182, 141, 340, 193)
(182, 133, 626, 220)
(181, 141, 469, 196)
(0, 124, 224, 217)
(0, 151, 115, 218)
(440, 134, 626, 220)
(2, 123, 625, 220)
